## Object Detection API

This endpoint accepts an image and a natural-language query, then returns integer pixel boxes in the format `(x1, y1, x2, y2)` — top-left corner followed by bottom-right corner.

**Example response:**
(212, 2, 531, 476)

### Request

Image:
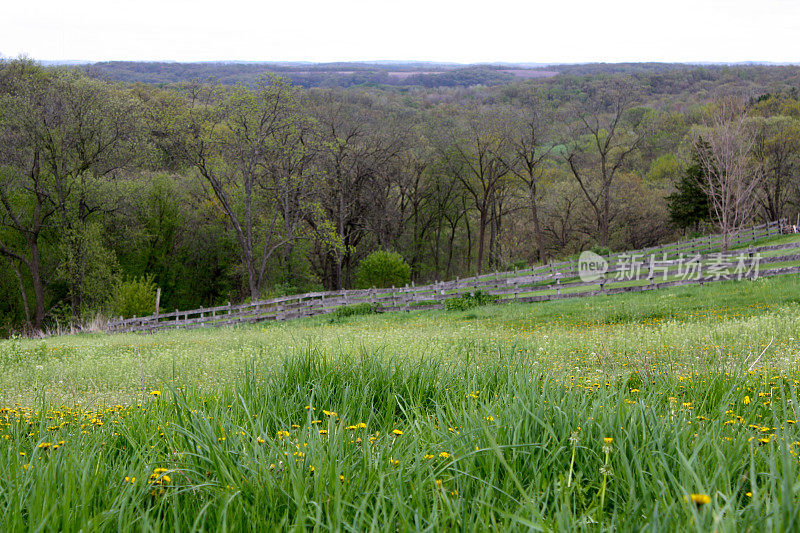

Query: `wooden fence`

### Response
(107, 220, 796, 334)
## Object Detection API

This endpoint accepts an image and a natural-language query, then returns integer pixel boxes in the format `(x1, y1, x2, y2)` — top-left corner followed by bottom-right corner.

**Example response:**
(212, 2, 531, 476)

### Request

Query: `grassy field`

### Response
(2, 274, 800, 530)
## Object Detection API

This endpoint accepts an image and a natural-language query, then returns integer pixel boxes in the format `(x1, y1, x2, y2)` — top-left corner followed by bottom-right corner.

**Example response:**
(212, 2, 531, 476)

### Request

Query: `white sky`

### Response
(2, 0, 799, 64)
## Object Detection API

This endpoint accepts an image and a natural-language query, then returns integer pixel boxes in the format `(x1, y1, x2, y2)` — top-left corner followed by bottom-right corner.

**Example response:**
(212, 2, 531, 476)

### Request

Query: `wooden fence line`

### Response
(107, 220, 793, 334)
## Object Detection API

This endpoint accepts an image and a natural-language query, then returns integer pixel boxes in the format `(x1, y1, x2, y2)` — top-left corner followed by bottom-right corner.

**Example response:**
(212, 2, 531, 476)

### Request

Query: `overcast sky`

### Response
(2, 0, 799, 64)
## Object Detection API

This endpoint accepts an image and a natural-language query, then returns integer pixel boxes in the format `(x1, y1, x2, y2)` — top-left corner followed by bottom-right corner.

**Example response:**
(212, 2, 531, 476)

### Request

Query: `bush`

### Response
(590, 245, 611, 257)
(355, 251, 411, 289)
(108, 275, 158, 319)
(443, 290, 496, 311)
(506, 259, 529, 270)
(330, 302, 380, 321)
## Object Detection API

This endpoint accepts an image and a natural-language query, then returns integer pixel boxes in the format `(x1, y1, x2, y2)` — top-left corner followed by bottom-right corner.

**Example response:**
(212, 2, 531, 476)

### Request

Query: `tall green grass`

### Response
(2, 351, 799, 530)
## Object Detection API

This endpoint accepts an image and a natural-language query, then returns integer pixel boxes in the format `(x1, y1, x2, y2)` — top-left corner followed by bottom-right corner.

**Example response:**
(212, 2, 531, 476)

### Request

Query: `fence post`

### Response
(154, 287, 161, 319)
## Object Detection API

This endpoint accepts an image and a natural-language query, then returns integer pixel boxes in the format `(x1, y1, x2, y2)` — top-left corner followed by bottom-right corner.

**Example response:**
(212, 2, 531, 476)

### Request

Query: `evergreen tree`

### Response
(667, 156, 711, 232)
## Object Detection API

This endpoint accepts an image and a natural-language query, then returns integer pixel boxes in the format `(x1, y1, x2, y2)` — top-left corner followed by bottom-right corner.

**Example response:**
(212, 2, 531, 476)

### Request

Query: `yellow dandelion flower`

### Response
(688, 493, 710, 506)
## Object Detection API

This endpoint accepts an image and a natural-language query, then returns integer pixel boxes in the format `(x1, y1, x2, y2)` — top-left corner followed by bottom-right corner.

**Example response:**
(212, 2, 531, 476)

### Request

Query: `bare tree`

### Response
(692, 98, 763, 250)
(308, 91, 403, 289)
(500, 98, 553, 263)
(437, 105, 509, 274)
(750, 115, 800, 222)
(564, 80, 646, 247)
(541, 181, 586, 254)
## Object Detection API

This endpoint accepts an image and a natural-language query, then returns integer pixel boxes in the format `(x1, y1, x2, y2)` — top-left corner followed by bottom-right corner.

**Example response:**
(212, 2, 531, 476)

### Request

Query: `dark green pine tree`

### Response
(667, 156, 711, 233)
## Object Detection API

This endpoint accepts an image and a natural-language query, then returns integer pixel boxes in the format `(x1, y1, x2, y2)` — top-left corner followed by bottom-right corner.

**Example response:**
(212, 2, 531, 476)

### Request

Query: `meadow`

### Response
(2, 274, 800, 530)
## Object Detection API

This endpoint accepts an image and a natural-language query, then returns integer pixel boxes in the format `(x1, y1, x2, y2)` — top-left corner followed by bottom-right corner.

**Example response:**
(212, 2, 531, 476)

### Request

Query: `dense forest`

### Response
(84, 61, 562, 88)
(1, 59, 799, 335)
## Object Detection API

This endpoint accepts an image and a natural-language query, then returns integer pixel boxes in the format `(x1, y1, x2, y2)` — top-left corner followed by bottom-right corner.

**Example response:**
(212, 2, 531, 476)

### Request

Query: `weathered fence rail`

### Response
(107, 220, 796, 334)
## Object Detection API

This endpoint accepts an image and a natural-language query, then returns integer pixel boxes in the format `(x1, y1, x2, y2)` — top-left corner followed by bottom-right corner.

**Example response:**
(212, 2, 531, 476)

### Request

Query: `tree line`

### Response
(1, 59, 799, 335)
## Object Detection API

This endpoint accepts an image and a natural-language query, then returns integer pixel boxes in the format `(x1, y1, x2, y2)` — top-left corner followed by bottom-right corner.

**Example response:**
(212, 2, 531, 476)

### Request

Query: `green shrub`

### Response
(506, 259, 529, 270)
(356, 251, 411, 289)
(108, 275, 158, 319)
(330, 302, 380, 321)
(443, 290, 496, 311)
(590, 245, 611, 257)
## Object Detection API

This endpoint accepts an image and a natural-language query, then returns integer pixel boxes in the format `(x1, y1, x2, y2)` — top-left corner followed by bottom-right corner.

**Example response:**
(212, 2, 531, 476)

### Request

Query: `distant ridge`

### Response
(7, 59, 799, 88)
